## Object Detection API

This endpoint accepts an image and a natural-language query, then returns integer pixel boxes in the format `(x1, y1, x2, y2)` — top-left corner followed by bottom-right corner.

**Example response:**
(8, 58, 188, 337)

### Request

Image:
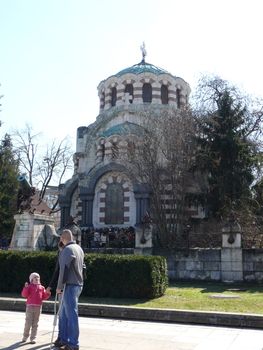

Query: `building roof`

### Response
(115, 59, 170, 77)
(99, 122, 143, 138)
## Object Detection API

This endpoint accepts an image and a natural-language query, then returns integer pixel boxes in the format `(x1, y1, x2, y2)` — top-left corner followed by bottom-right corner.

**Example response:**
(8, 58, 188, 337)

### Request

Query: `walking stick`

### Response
(50, 289, 64, 349)
(50, 292, 58, 349)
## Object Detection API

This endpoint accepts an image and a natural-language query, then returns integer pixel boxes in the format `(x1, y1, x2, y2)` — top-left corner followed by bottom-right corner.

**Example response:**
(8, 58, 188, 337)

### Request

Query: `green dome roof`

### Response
(115, 60, 170, 77)
(99, 122, 143, 138)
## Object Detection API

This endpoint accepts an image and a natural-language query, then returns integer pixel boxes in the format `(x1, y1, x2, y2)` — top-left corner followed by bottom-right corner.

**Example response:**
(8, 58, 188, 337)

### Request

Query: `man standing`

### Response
(56, 229, 84, 350)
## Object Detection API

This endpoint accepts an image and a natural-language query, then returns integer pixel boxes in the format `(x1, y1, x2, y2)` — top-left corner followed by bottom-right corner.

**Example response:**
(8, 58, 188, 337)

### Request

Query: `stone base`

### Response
(221, 248, 243, 282)
(10, 212, 58, 251)
(135, 227, 152, 249)
(134, 248, 153, 255)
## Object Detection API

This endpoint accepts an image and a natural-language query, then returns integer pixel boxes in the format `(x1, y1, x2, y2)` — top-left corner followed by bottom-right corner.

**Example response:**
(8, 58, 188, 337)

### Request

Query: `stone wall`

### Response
(243, 249, 263, 282)
(154, 248, 263, 282)
(155, 248, 221, 281)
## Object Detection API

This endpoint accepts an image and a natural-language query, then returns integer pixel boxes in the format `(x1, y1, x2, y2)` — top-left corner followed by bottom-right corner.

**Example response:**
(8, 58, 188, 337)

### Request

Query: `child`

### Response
(21, 272, 51, 344)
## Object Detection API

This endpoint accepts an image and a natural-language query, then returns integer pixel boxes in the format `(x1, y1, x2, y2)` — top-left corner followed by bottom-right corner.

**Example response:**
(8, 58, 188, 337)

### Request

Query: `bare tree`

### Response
(12, 124, 73, 211)
(37, 138, 73, 209)
(12, 124, 39, 186)
(126, 106, 198, 248)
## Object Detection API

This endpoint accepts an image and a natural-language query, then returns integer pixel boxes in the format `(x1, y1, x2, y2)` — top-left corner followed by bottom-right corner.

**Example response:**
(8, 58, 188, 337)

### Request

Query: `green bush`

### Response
(0, 251, 57, 293)
(83, 254, 168, 298)
(0, 251, 168, 298)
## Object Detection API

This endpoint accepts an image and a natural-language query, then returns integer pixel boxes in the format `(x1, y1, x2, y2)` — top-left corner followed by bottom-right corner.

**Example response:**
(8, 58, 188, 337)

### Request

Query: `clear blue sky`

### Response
(1, 0, 263, 145)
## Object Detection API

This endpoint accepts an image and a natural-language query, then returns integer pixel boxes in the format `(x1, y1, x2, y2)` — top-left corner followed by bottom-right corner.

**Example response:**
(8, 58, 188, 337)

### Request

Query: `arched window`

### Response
(125, 84, 133, 103)
(142, 83, 152, 103)
(176, 88, 181, 109)
(111, 141, 119, 159)
(127, 140, 136, 157)
(111, 87, 117, 106)
(105, 183, 124, 224)
(100, 92, 105, 109)
(101, 141, 105, 161)
(161, 85, 168, 104)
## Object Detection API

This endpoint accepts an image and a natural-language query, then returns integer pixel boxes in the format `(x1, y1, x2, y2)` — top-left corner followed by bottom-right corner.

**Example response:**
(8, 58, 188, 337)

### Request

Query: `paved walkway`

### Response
(0, 310, 263, 350)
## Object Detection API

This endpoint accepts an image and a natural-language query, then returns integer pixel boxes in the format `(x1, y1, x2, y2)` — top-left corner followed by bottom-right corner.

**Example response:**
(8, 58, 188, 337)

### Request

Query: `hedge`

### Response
(0, 251, 168, 298)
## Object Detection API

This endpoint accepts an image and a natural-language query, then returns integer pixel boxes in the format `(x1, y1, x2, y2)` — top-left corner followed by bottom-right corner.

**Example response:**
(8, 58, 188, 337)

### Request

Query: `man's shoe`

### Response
(54, 339, 64, 348)
(64, 345, 79, 350)
(30, 340, 36, 344)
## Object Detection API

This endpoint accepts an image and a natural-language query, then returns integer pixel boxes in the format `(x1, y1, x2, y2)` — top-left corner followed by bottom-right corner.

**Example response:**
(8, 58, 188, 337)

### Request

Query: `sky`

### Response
(1, 0, 263, 151)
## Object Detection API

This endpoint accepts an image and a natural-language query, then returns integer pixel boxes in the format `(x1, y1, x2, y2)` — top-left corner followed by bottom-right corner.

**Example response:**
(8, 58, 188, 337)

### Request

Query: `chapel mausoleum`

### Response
(58, 50, 193, 232)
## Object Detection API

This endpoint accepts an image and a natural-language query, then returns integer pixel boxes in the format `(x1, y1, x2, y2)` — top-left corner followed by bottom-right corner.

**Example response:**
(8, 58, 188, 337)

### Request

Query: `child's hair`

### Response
(29, 272, 40, 282)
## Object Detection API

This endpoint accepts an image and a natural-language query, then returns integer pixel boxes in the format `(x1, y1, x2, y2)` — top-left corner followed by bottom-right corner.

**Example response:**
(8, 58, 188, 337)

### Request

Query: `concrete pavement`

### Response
(1, 310, 263, 350)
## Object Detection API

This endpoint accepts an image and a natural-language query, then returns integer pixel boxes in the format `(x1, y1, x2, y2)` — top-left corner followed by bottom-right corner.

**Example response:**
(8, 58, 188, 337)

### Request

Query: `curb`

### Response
(1, 297, 263, 330)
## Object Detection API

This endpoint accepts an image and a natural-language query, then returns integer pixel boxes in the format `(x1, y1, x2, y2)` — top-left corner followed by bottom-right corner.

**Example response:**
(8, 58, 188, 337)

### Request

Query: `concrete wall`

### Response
(154, 248, 263, 282)
(243, 249, 263, 282)
(155, 249, 221, 281)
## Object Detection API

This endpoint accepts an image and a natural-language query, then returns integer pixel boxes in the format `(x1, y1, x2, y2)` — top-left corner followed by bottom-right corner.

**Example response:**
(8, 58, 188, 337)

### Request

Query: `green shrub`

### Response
(0, 251, 57, 293)
(0, 251, 168, 298)
(83, 254, 168, 298)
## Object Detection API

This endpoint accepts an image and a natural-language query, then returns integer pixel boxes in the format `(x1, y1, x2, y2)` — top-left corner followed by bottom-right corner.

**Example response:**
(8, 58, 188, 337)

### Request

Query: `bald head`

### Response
(61, 229, 73, 245)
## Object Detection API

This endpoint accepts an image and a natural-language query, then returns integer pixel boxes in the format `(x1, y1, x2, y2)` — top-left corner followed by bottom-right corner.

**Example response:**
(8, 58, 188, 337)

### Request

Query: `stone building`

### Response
(59, 52, 195, 233)
(57, 54, 263, 281)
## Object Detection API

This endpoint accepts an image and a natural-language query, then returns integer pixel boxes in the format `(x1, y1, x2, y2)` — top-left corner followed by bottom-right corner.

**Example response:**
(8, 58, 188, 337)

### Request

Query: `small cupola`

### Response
(97, 44, 191, 113)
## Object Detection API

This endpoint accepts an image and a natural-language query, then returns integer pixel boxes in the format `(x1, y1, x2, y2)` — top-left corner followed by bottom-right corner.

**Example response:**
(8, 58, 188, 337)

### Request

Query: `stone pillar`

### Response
(221, 216, 243, 282)
(134, 209, 153, 255)
(135, 196, 150, 225)
(60, 205, 70, 228)
(82, 198, 93, 227)
(10, 212, 57, 251)
(79, 191, 94, 228)
(134, 225, 153, 255)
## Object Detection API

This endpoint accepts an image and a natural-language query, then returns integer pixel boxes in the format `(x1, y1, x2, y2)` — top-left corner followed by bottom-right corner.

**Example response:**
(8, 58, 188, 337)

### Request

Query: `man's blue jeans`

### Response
(59, 284, 82, 348)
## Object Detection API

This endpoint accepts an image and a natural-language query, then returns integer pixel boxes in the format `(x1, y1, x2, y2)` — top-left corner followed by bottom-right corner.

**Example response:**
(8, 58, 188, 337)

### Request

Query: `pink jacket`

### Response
(21, 283, 50, 306)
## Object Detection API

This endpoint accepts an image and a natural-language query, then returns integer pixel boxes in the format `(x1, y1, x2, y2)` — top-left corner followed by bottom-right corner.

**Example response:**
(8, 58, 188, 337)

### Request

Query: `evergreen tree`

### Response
(0, 134, 19, 241)
(193, 77, 262, 217)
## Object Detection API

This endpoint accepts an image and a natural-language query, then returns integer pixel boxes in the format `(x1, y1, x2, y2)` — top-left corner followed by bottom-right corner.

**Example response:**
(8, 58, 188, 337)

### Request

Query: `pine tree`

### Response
(0, 134, 19, 241)
(194, 77, 260, 217)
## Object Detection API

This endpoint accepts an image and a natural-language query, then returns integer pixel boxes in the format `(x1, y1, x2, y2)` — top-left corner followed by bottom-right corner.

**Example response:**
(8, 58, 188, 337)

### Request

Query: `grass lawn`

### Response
(2, 281, 263, 315)
(79, 281, 263, 315)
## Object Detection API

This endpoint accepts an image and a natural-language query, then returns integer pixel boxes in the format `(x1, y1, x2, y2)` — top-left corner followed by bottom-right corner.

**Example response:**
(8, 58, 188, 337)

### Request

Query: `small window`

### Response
(111, 141, 119, 159)
(161, 85, 168, 104)
(142, 83, 152, 103)
(101, 92, 105, 109)
(111, 87, 117, 106)
(176, 88, 181, 109)
(101, 142, 105, 161)
(125, 84, 134, 103)
(127, 140, 136, 158)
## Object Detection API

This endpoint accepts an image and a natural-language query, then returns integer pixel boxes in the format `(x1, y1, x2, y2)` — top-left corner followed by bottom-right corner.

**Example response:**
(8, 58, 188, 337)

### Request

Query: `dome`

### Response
(115, 59, 171, 77)
(97, 55, 191, 113)
(99, 122, 143, 138)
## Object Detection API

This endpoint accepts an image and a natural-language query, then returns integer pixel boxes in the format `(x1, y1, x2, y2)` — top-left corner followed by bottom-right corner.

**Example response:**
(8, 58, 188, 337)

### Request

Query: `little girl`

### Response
(21, 272, 51, 344)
